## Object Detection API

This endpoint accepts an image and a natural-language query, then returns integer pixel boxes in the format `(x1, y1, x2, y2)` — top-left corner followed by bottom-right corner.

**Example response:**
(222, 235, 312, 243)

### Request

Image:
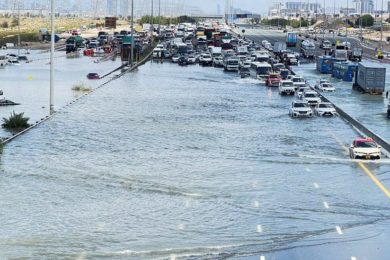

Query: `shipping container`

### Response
(332, 62, 357, 82)
(353, 62, 386, 94)
(316, 56, 335, 74)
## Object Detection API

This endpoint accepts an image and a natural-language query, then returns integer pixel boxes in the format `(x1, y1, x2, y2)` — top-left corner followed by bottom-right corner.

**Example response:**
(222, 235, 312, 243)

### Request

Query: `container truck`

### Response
(286, 32, 298, 47)
(353, 62, 386, 94)
(300, 40, 315, 59)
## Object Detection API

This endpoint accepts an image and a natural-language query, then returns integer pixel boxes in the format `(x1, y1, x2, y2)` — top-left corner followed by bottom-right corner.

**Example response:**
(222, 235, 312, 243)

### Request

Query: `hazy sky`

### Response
(193, 0, 386, 15)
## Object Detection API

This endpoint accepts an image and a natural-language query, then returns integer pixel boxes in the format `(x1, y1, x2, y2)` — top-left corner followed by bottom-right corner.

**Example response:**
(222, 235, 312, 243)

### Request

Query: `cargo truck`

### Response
(353, 62, 386, 94)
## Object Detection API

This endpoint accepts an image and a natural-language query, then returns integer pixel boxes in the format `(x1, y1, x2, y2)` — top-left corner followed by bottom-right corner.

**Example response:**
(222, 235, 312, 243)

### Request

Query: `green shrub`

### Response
(2, 111, 30, 130)
(72, 83, 92, 92)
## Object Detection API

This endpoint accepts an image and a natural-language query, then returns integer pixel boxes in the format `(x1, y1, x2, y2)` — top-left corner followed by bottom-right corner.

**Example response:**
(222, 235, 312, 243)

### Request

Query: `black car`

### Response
(178, 56, 188, 66)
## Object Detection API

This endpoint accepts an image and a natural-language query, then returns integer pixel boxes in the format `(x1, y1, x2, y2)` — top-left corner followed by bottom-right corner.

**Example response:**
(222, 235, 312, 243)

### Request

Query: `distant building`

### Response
(340, 8, 357, 15)
(284, 2, 322, 13)
(107, 0, 118, 16)
(353, 0, 374, 14)
(388, 1, 390, 13)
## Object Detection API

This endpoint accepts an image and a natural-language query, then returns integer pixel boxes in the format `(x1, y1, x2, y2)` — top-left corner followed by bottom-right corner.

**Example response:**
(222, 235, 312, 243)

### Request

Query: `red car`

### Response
(87, 73, 100, 80)
(265, 73, 282, 87)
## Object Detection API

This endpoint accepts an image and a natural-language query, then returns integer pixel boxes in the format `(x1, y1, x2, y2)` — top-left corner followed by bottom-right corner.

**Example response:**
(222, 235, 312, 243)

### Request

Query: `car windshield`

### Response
(305, 93, 317, 98)
(294, 102, 308, 108)
(319, 103, 333, 108)
(283, 82, 293, 86)
(270, 75, 279, 78)
(355, 141, 377, 148)
(322, 84, 332, 88)
(293, 78, 304, 82)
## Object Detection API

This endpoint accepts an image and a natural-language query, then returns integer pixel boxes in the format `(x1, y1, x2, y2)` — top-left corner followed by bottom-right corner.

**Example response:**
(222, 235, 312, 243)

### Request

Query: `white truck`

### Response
(223, 56, 240, 71)
(273, 42, 287, 54)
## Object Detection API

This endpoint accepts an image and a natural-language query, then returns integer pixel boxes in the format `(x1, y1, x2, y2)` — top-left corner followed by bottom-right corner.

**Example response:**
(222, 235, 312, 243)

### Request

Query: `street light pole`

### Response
(151, 0, 154, 45)
(17, 0, 20, 57)
(50, 0, 55, 114)
(380, 0, 384, 49)
(130, 0, 134, 65)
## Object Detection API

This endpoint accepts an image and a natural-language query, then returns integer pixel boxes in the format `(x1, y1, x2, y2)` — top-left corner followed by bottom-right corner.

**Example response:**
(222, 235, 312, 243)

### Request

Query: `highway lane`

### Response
(0, 58, 389, 259)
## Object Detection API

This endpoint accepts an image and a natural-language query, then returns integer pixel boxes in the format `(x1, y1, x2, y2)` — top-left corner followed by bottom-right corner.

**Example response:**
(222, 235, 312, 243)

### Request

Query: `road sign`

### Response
(105, 17, 117, 29)
(123, 36, 133, 45)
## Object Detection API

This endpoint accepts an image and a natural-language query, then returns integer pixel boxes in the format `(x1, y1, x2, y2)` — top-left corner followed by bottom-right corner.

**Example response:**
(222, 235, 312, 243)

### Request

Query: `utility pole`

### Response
(130, 0, 134, 65)
(50, 0, 55, 114)
(299, 2, 303, 31)
(346, 0, 349, 39)
(380, 0, 384, 49)
(333, 0, 335, 40)
(151, 0, 154, 45)
(360, 0, 363, 40)
(17, 0, 20, 57)
(323, 0, 325, 41)
(158, 0, 161, 33)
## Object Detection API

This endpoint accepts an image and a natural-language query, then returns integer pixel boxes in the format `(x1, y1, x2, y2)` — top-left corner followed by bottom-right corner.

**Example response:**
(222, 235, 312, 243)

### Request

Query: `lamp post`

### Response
(50, 0, 55, 114)
(380, 0, 384, 49)
(130, 0, 134, 65)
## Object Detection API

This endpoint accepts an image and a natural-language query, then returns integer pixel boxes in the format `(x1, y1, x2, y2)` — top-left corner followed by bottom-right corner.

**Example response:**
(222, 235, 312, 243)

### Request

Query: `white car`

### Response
(241, 59, 252, 69)
(172, 54, 180, 63)
(262, 40, 270, 47)
(188, 55, 197, 64)
(316, 82, 336, 92)
(289, 100, 313, 118)
(349, 138, 381, 160)
(279, 80, 295, 95)
(295, 86, 311, 99)
(213, 56, 223, 67)
(315, 102, 338, 116)
(315, 78, 329, 89)
(287, 75, 306, 90)
(321, 40, 332, 50)
(302, 91, 322, 106)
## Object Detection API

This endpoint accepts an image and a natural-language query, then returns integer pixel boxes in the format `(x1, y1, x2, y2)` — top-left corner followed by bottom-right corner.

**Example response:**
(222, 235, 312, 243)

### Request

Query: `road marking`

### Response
(313, 182, 319, 189)
(254, 201, 260, 208)
(305, 167, 311, 172)
(358, 162, 390, 199)
(351, 257, 357, 260)
(260, 256, 266, 260)
(323, 201, 330, 209)
(335, 225, 343, 235)
(256, 225, 263, 233)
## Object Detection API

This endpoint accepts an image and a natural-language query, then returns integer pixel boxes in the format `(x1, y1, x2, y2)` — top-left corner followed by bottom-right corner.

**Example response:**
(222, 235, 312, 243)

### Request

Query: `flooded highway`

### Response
(1, 59, 389, 259)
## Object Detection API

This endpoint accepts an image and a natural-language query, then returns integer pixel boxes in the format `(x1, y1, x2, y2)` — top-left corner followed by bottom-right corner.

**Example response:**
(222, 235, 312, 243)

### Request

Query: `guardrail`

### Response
(320, 94, 390, 154)
(289, 67, 390, 154)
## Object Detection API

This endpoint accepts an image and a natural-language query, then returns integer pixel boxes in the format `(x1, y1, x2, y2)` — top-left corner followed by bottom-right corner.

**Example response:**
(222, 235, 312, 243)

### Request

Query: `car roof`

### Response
(293, 100, 308, 104)
(354, 138, 375, 143)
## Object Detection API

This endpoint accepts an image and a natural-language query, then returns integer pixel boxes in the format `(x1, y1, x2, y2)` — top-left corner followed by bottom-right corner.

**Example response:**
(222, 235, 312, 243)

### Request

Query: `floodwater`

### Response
(0, 55, 390, 259)
(294, 64, 390, 141)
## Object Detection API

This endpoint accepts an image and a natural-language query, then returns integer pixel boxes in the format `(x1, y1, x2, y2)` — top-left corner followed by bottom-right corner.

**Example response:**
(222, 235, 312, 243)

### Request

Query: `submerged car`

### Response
(87, 73, 100, 79)
(289, 100, 313, 118)
(239, 67, 250, 78)
(316, 82, 336, 92)
(279, 80, 295, 95)
(315, 102, 338, 116)
(265, 73, 282, 87)
(301, 91, 322, 106)
(349, 138, 381, 160)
